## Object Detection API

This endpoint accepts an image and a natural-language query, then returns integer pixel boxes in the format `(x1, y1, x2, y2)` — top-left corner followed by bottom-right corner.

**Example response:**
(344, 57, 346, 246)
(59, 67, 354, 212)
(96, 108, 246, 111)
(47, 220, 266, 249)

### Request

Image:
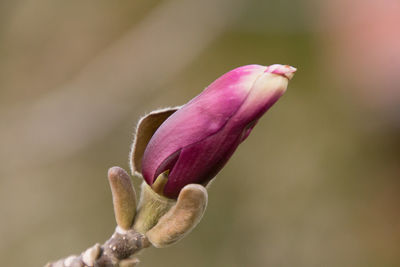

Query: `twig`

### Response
(45, 228, 148, 267)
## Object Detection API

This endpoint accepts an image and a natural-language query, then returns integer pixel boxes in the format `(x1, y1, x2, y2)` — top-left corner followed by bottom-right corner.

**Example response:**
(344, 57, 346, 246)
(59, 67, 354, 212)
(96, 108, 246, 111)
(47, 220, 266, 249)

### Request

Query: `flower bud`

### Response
(140, 64, 296, 198)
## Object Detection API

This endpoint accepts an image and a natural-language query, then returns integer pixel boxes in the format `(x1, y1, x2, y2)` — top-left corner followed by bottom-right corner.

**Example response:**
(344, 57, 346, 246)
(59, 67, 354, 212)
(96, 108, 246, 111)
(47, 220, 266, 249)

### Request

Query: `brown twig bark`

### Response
(45, 227, 149, 267)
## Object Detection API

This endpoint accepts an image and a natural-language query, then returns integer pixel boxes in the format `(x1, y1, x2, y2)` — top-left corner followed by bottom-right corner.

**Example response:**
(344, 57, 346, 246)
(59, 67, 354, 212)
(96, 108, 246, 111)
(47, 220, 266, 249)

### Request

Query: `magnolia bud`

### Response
(140, 64, 296, 198)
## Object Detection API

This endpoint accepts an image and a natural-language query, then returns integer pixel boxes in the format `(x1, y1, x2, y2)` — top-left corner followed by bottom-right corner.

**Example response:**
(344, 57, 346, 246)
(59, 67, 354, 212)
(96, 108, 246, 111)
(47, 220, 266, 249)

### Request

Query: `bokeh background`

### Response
(1, 0, 399, 266)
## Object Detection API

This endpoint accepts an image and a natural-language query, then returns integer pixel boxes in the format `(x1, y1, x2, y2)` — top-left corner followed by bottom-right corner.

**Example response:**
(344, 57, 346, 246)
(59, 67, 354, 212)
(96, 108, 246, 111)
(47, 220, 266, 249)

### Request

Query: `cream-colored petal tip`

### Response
(265, 64, 297, 80)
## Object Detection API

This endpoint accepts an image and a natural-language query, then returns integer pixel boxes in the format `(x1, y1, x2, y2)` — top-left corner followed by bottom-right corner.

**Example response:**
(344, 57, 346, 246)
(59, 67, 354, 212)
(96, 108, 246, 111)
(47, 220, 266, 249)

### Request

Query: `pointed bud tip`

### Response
(265, 64, 297, 80)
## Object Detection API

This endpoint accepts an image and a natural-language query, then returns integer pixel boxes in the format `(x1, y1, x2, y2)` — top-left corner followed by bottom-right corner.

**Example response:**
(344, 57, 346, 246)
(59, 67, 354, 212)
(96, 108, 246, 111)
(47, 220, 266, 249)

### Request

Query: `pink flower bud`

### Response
(141, 64, 296, 198)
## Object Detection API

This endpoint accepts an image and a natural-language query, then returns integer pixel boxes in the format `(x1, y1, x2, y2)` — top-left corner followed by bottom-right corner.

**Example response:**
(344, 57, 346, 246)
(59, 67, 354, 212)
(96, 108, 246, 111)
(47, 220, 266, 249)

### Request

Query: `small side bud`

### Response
(82, 243, 101, 266)
(146, 184, 208, 248)
(108, 167, 137, 230)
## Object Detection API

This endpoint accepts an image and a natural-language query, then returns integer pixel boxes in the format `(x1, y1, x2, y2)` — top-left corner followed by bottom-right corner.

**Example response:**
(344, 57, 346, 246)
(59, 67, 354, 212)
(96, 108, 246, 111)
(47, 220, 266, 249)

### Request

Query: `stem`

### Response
(133, 182, 175, 234)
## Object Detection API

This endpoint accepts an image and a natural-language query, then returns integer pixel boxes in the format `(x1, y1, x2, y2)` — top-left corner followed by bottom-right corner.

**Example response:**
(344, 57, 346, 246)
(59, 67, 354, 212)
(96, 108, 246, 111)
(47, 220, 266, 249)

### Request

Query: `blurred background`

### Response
(0, 0, 399, 266)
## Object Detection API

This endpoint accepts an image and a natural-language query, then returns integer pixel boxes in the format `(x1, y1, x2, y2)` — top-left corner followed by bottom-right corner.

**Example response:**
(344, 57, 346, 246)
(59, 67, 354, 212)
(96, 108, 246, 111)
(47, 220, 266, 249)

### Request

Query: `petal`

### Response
(142, 65, 267, 185)
(163, 68, 295, 197)
(230, 72, 290, 128)
(163, 124, 244, 198)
